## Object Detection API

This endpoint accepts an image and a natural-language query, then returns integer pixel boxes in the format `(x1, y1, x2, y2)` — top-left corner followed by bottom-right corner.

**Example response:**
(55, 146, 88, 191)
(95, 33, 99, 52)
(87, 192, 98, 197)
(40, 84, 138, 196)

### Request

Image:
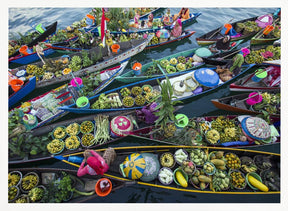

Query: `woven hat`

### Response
(241, 117, 271, 141)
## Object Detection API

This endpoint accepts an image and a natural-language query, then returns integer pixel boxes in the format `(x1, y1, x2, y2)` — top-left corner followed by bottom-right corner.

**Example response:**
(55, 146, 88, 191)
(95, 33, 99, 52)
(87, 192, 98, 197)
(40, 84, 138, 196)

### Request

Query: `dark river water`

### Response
(8, 7, 281, 204)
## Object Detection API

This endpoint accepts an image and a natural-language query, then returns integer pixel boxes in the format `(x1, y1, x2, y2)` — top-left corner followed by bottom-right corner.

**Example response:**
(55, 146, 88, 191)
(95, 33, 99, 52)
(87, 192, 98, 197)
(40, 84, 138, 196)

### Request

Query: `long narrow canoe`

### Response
(47, 30, 196, 53)
(9, 21, 58, 58)
(116, 40, 242, 84)
(89, 13, 202, 36)
(10, 35, 152, 89)
(8, 62, 127, 136)
(129, 115, 280, 149)
(57, 145, 280, 197)
(9, 48, 56, 66)
(211, 90, 280, 117)
(9, 168, 134, 203)
(250, 20, 280, 46)
(9, 76, 37, 109)
(8, 105, 183, 165)
(59, 63, 255, 114)
(230, 64, 280, 92)
(196, 16, 262, 46)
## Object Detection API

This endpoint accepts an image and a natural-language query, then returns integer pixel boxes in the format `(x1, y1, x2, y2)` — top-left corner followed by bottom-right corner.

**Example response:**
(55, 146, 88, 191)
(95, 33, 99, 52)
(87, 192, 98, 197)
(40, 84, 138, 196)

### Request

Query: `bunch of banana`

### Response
(149, 36, 159, 45)
(8, 173, 21, 187)
(26, 64, 38, 75)
(21, 174, 38, 191)
(241, 164, 257, 173)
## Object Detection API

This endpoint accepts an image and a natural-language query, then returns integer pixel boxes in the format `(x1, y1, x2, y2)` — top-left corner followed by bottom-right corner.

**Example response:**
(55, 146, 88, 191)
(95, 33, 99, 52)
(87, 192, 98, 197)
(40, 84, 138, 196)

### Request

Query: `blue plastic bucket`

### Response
(86, 14, 95, 26)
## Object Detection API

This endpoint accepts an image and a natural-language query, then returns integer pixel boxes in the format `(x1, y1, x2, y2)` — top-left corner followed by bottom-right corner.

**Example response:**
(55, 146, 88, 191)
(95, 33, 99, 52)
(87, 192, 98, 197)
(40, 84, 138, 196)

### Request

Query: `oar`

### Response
(208, 18, 234, 39)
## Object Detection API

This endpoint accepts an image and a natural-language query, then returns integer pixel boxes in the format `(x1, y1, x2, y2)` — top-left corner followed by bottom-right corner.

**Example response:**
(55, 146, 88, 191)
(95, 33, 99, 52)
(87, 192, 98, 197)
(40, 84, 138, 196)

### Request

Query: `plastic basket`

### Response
(203, 161, 216, 175)
(65, 123, 81, 136)
(159, 152, 175, 168)
(64, 135, 81, 150)
(173, 168, 188, 186)
(158, 167, 174, 185)
(80, 121, 94, 134)
(174, 149, 189, 165)
(52, 126, 67, 140)
(8, 171, 23, 188)
(229, 169, 247, 190)
(246, 172, 263, 190)
(81, 133, 95, 148)
(8, 186, 20, 202)
(20, 172, 40, 193)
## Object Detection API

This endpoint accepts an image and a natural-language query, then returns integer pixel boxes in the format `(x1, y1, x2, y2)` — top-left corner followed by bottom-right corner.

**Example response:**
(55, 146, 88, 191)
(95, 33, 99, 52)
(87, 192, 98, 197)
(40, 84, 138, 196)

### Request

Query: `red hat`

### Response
(87, 156, 105, 175)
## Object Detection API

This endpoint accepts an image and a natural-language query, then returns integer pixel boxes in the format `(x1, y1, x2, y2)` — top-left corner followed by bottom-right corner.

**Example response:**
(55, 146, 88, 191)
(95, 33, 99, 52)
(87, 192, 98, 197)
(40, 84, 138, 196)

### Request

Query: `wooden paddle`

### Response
(208, 18, 234, 39)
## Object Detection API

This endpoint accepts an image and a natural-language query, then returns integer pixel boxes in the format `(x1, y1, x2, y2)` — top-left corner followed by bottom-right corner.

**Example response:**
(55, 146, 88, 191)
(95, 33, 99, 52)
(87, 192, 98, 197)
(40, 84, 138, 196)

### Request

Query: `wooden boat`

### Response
(8, 168, 134, 203)
(10, 35, 152, 89)
(116, 40, 243, 84)
(250, 20, 280, 46)
(8, 62, 128, 138)
(9, 21, 58, 58)
(230, 64, 280, 92)
(146, 30, 196, 49)
(57, 145, 280, 195)
(47, 30, 196, 53)
(9, 76, 36, 109)
(9, 48, 56, 66)
(130, 115, 280, 148)
(196, 16, 262, 46)
(59, 63, 255, 114)
(8, 105, 183, 165)
(211, 90, 280, 117)
(130, 8, 164, 21)
(89, 12, 201, 36)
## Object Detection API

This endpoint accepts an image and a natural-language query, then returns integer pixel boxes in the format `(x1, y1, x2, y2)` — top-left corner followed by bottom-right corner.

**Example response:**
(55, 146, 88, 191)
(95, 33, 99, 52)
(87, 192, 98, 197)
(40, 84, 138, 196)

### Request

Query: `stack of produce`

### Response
(245, 45, 281, 64)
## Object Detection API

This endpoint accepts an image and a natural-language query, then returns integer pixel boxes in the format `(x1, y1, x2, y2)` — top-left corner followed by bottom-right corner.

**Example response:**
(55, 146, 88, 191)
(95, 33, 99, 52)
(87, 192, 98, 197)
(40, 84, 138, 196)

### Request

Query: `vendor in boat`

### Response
(170, 19, 183, 39)
(77, 148, 116, 177)
(215, 35, 231, 50)
(228, 53, 245, 75)
(140, 20, 148, 29)
(173, 8, 190, 21)
(147, 13, 154, 27)
(134, 10, 140, 28)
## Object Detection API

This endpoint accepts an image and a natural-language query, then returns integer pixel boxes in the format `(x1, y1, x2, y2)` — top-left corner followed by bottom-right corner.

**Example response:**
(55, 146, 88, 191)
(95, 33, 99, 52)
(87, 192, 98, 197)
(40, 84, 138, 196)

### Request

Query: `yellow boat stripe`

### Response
(63, 145, 280, 157)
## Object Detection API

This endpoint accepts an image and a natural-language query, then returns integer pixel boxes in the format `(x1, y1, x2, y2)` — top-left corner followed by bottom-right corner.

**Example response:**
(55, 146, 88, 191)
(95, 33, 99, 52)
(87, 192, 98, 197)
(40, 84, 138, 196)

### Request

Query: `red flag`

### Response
(101, 8, 107, 47)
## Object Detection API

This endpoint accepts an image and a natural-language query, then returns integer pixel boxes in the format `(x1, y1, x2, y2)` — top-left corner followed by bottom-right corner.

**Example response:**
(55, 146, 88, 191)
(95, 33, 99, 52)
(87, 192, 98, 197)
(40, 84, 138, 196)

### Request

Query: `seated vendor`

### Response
(147, 13, 154, 28)
(170, 19, 182, 38)
(215, 35, 231, 50)
(173, 8, 190, 21)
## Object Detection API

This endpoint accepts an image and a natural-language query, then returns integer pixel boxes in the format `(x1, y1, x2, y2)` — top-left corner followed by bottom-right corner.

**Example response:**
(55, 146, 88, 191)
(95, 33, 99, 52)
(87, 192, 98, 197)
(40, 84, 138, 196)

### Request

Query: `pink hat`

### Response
(87, 156, 105, 175)
(177, 19, 182, 26)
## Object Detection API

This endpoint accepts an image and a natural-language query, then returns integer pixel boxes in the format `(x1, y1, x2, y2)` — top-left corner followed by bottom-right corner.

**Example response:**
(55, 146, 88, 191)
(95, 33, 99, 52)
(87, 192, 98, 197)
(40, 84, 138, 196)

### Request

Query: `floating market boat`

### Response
(8, 168, 134, 203)
(211, 90, 280, 117)
(59, 63, 255, 114)
(57, 145, 280, 195)
(9, 21, 58, 59)
(90, 12, 202, 36)
(116, 40, 243, 84)
(129, 8, 164, 21)
(9, 76, 36, 109)
(129, 115, 280, 148)
(10, 35, 152, 89)
(146, 30, 196, 50)
(195, 15, 268, 46)
(9, 48, 56, 66)
(250, 19, 280, 46)
(8, 62, 128, 139)
(8, 105, 183, 165)
(230, 64, 280, 92)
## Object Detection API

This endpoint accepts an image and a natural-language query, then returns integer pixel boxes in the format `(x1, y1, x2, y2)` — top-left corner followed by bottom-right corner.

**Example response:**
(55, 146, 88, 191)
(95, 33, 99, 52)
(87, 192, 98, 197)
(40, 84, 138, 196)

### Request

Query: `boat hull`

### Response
(9, 76, 37, 109)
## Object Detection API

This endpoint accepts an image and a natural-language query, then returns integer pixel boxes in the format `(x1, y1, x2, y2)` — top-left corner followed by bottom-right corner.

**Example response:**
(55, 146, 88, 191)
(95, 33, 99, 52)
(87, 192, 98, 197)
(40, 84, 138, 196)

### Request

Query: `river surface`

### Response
(8, 7, 280, 204)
